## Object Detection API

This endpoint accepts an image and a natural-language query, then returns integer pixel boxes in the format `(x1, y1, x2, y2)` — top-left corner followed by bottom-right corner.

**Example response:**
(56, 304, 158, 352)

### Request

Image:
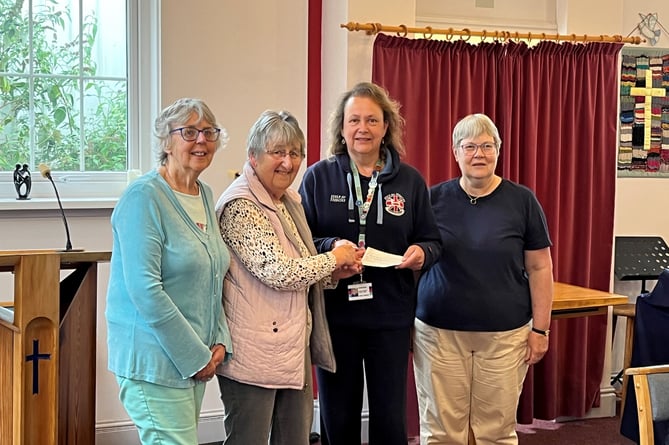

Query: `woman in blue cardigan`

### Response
(106, 98, 233, 445)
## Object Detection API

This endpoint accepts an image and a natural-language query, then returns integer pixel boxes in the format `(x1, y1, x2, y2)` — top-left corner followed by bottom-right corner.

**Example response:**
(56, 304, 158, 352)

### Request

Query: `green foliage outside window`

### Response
(0, 0, 127, 172)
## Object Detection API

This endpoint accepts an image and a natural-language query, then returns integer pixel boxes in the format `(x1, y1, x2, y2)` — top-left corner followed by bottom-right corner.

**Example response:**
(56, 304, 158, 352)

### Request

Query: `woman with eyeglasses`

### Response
(413, 113, 554, 445)
(106, 98, 233, 445)
(298, 82, 442, 445)
(214, 110, 363, 444)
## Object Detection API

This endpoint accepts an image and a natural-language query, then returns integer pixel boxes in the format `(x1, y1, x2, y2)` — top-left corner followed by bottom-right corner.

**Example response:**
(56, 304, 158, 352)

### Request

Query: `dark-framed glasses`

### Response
(266, 148, 304, 160)
(460, 142, 497, 155)
(170, 126, 221, 142)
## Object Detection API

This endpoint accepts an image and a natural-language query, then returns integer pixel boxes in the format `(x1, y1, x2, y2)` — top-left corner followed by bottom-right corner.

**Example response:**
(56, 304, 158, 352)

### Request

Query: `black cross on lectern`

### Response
(26, 339, 51, 394)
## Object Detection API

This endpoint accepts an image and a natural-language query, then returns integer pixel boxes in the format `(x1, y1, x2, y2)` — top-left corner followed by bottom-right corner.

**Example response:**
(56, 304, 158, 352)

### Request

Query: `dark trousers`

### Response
(317, 326, 410, 445)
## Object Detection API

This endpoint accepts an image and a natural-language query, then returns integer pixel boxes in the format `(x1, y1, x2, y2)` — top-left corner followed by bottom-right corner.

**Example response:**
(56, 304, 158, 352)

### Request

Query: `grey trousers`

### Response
(217, 350, 314, 445)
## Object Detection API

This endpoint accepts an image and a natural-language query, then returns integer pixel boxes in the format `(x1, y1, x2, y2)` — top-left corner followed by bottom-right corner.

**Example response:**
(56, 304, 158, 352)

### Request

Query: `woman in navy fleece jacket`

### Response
(299, 82, 441, 445)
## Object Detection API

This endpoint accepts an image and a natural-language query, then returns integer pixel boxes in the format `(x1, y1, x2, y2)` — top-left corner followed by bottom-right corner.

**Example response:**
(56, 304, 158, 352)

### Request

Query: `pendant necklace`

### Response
(462, 178, 496, 205)
(465, 191, 479, 205)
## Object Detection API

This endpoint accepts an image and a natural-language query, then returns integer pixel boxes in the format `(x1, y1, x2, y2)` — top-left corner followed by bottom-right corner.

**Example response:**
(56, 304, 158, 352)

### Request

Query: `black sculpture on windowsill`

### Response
(13, 163, 32, 200)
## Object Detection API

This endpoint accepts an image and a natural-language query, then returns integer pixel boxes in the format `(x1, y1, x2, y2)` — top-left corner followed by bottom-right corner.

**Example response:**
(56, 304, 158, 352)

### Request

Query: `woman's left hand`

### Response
(193, 344, 227, 382)
(525, 332, 549, 365)
(396, 245, 425, 271)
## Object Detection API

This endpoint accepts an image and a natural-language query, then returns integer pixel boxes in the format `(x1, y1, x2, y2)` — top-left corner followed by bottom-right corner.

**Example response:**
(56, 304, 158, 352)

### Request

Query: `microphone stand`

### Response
(44, 173, 73, 251)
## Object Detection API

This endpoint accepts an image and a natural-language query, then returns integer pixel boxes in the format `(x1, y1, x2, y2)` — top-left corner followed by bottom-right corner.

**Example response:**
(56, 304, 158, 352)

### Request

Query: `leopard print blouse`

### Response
(220, 198, 336, 291)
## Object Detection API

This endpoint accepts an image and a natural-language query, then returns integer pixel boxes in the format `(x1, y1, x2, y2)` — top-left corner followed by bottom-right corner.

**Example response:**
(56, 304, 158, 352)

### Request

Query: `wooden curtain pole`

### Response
(341, 21, 644, 45)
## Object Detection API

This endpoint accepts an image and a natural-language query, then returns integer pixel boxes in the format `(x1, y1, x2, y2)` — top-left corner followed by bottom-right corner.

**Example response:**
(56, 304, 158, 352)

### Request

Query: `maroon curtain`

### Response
(372, 34, 622, 425)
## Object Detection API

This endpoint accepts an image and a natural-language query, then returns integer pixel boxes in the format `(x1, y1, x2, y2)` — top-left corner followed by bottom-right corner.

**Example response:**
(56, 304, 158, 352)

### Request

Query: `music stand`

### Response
(615, 236, 669, 293)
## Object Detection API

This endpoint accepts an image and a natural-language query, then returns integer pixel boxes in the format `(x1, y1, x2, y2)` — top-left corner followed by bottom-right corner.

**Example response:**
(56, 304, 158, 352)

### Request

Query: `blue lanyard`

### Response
(350, 160, 380, 248)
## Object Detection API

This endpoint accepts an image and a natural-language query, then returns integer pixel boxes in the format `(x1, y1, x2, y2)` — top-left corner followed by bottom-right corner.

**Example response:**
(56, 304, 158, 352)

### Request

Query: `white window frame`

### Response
(0, 0, 160, 210)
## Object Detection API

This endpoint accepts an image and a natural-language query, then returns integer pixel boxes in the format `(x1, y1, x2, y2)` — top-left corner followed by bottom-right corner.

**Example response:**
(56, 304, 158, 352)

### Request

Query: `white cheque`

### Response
(361, 247, 404, 267)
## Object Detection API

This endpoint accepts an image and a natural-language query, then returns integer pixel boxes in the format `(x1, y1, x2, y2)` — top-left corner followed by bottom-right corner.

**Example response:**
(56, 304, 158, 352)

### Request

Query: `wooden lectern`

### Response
(0, 250, 110, 445)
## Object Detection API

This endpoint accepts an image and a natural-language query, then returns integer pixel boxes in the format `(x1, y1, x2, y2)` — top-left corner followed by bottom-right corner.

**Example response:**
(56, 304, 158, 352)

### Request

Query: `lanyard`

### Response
(350, 159, 381, 248)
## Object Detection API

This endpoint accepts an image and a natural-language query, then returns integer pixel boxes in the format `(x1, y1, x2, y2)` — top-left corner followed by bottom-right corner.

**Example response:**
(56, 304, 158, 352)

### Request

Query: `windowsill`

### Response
(0, 197, 118, 211)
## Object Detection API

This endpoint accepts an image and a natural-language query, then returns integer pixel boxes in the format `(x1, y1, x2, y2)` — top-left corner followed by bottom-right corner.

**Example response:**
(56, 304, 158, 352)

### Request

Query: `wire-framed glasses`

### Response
(170, 126, 222, 142)
(265, 148, 304, 160)
(460, 142, 497, 155)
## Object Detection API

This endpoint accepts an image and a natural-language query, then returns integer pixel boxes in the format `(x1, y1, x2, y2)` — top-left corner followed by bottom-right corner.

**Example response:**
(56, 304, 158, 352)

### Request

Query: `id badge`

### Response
(348, 281, 373, 301)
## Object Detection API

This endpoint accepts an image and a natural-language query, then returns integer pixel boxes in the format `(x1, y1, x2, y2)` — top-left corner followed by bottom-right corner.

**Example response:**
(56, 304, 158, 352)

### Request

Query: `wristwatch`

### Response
(531, 327, 550, 337)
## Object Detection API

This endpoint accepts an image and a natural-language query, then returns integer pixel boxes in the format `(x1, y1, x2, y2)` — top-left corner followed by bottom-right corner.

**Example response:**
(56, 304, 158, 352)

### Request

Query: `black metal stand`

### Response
(611, 236, 669, 385)
(614, 236, 669, 288)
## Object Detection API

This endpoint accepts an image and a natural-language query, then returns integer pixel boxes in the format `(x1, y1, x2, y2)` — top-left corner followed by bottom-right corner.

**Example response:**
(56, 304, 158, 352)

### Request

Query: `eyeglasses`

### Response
(460, 142, 497, 155)
(170, 126, 221, 142)
(265, 149, 304, 160)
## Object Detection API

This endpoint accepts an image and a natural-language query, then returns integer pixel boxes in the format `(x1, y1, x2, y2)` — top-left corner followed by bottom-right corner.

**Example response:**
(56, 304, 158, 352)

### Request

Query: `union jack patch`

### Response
(384, 193, 405, 216)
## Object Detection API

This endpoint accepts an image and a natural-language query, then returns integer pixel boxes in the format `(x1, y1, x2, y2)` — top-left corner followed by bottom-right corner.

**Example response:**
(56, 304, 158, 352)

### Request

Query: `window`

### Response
(0, 0, 159, 206)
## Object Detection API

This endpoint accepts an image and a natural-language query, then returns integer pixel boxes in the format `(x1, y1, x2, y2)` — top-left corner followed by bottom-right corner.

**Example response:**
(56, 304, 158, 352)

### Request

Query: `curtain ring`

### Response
(367, 23, 382, 35)
(571, 33, 577, 42)
(527, 32, 532, 45)
(555, 33, 561, 42)
(481, 30, 487, 42)
(424, 26, 433, 39)
(513, 31, 521, 43)
(397, 24, 408, 37)
(461, 28, 471, 42)
(445, 28, 453, 41)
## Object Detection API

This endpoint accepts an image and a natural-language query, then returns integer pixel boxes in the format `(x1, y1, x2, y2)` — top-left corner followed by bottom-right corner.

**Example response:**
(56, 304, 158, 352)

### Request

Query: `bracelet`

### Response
(531, 327, 550, 337)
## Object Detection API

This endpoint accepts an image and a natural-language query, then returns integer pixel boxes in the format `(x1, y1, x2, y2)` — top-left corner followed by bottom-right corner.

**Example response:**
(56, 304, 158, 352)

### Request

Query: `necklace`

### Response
(461, 177, 498, 205)
(465, 191, 479, 205)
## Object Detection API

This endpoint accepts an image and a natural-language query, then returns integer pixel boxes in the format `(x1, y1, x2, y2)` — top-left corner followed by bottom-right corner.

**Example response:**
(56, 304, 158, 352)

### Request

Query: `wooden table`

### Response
(552, 281, 629, 319)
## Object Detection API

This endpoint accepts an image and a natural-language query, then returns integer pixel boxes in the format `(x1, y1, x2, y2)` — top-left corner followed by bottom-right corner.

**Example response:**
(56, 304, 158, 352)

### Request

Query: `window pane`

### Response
(0, 75, 30, 170)
(83, 79, 127, 171)
(33, 78, 81, 171)
(33, 0, 81, 75)
(0, 4, 30, 75)
(87, 0, 127, 77)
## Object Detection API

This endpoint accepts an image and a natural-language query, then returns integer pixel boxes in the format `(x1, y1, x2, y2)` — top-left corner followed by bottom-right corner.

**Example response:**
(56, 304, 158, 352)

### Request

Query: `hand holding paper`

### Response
(361, 247, 404, 267)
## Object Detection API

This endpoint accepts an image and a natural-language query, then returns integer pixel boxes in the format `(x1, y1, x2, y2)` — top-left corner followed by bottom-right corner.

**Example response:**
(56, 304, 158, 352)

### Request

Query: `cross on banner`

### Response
(26, 338, 51, 395)
(630, 68, 666, 150)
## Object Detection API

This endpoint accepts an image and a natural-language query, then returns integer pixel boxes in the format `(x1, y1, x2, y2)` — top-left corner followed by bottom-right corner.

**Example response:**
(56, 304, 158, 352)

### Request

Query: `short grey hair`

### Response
(246, 110, 305, 159)
(451, 113, 502, 150)
(153, 98, 228, 165)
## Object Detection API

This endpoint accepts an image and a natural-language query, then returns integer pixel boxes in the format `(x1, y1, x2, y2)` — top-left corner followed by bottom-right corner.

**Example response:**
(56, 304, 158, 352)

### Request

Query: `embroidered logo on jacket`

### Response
(330, 194, 347, 203)
(384, 193, 405, 216)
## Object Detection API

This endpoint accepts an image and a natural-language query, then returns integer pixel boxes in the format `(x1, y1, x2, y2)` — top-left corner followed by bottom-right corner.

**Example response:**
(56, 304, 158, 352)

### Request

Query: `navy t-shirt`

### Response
(417, 178, 552, 332)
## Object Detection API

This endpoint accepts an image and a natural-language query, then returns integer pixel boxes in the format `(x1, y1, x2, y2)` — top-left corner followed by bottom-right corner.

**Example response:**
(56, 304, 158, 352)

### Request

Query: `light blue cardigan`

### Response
(106, 169, 232, 388)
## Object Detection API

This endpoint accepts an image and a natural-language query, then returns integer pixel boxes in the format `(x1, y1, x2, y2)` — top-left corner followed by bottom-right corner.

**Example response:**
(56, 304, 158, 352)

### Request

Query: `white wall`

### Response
(2, 0, 669, 442)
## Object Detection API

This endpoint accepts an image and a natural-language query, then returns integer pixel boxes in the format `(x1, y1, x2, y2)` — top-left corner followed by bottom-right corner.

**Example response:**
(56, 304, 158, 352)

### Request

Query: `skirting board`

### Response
(95, 404, 326, 444)
(556, 385, 618, 421)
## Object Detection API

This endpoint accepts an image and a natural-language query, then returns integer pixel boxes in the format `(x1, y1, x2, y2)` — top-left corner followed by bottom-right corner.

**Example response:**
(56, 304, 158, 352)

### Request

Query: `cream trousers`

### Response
(413, 319, 530, 445)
